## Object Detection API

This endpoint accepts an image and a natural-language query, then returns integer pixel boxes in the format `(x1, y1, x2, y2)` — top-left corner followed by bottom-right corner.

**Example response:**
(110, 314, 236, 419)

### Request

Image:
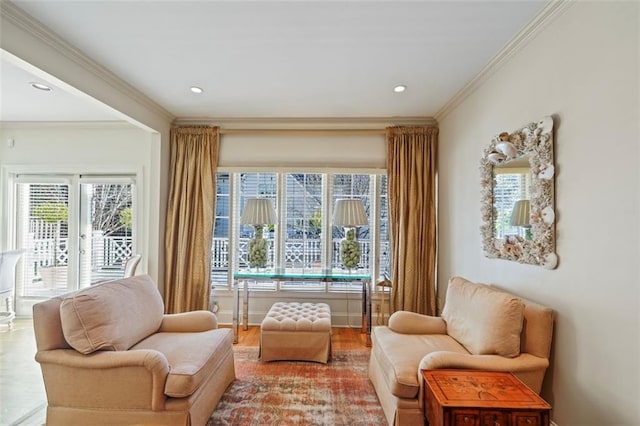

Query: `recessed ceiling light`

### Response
(30, 82, 52, 91)
(190, 86, 204, 94)
(393, 85, 407, 93)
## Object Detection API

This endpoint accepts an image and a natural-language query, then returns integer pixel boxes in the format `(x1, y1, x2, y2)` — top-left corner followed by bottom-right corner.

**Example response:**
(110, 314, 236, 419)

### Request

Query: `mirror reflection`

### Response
(493, 156, 531, 240)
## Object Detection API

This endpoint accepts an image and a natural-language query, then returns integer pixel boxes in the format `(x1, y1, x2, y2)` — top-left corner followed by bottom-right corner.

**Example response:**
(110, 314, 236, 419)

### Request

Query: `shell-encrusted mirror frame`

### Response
(480, 116, 558, 269)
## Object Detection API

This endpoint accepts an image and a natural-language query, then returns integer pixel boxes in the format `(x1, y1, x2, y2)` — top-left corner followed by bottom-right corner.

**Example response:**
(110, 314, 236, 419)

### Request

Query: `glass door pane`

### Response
(15, 182, 71, 298)
(79, 182, 134, 286)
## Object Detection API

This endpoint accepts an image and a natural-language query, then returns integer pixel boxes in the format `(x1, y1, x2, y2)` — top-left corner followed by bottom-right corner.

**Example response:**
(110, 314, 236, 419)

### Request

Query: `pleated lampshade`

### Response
(240, 198, 277, 225)
(510, 199, 531, 227)
(332, 199, 368, 227)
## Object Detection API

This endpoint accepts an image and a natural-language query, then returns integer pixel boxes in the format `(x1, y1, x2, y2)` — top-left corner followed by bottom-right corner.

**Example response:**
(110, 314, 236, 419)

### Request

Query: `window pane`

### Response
(238, 173, 277, 271)
(80, 183, 134, 285)
(331, 174, 371, 272)
(212, 173, 230, 287)
(16, 183, 70, 297)
(379, 175, 390, 278)
(283, 173, 323, 274)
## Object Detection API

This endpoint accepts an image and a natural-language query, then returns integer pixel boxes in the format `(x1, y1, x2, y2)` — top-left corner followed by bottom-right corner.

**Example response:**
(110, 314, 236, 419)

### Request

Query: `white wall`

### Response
(438, 2, 639, 424)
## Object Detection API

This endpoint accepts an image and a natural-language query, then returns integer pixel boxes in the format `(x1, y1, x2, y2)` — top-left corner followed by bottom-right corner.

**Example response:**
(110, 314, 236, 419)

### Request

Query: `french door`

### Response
(13, 175, 136, 315)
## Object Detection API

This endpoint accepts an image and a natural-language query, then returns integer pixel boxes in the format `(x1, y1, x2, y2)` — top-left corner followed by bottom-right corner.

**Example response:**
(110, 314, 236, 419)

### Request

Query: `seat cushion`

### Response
(132, 328, 234, 398)
(261, 302, 332, 332)
(59, 275, 164, 354)
(442, 277, 524, 358)
(371, 326, 468, 399)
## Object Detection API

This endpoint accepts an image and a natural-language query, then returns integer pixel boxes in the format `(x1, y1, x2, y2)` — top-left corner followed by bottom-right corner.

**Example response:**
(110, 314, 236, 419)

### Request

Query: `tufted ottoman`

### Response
(259, 302, 332, 363)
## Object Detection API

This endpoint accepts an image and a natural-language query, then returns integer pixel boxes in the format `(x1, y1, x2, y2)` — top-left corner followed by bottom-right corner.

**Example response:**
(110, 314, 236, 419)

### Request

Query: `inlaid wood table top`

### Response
(422, 370, 551, 410)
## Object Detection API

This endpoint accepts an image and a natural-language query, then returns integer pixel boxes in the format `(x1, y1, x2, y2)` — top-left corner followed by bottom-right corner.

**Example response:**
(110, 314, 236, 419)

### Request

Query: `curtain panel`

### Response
(164, 126, 219, 313)
(386, 126, 438, 315)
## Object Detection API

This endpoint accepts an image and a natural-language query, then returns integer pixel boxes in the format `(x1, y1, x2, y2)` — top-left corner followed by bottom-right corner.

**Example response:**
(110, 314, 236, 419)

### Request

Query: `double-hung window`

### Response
(211, 171, 388, 291)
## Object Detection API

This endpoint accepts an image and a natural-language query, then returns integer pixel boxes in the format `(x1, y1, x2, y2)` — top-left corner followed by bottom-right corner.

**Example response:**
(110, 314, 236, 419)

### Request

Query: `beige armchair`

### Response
(368, 276, 554, 426)
(33, 275, 235, 426)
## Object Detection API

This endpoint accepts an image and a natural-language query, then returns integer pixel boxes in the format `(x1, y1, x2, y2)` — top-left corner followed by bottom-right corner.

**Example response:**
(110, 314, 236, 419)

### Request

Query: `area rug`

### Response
(208, 347, 387, 425)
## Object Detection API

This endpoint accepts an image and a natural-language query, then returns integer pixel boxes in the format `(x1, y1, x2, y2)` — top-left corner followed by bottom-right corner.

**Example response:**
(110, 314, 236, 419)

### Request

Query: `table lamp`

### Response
(240, 198, 277, 269)
(332, 199, 368, 270)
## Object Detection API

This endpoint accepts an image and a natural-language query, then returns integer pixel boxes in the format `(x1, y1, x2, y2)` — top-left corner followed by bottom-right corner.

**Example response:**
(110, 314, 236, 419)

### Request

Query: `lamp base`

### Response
(248, 225, 268, 268)
(340, 227, 361, 270)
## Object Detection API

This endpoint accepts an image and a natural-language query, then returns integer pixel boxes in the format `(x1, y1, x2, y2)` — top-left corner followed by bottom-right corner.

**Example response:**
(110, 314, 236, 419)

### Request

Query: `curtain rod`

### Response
(218, 128, 386, 136)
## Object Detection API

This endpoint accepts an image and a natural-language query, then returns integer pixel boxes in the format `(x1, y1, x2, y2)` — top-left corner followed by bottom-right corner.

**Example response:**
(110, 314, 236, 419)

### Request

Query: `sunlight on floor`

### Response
(0, 319, 46, 426)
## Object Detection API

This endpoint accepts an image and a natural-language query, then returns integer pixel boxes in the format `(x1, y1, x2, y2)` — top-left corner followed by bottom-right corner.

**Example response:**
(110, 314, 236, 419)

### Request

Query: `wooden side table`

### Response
(422, 370, 551, 426)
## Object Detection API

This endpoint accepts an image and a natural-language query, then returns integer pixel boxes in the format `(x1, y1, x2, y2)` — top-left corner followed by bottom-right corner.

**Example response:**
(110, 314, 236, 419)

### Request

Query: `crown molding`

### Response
(434, 0, 574, 121)
(172, 116, 437, 130)
(0, 121, 138, 130)
(0, 1, 174, 123)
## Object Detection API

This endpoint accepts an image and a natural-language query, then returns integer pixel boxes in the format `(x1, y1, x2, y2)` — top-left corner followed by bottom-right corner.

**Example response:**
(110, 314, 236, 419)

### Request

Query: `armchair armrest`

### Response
(418, 351, 549, 373)
(388, 311, 447, 335)
(35, 348, 170, 410)
(159, 310, 218, 332)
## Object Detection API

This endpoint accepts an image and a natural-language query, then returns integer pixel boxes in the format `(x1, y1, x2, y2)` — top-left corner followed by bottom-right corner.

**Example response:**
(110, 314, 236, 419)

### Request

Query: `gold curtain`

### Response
(164, 126, 219, 313)
(386, 126, 438, 315)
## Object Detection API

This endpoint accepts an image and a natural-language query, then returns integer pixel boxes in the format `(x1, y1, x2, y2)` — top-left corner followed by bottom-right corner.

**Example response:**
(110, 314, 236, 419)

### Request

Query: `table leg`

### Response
(242, 279, 249, 331)
(361, 281, 366, 332)
(232, 280, 239, 344)
(362, 280, 372, 346)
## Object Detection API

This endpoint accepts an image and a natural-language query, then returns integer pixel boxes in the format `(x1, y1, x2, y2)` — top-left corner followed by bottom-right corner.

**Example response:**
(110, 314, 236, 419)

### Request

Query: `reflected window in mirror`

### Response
(493, 158, 531, 239)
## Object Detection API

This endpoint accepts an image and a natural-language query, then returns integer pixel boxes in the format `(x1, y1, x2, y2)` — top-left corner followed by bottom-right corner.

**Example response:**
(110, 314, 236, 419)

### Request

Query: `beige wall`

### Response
(438, 2, 639, 424)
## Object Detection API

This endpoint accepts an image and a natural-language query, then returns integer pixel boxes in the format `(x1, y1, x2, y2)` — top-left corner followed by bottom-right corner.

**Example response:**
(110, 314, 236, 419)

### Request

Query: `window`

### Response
(493, 170, 531, 239)
(211, 171, 388, 291)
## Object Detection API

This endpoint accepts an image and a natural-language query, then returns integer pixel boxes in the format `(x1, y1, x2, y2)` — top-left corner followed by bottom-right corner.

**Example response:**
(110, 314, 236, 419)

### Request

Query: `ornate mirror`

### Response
(480, 116, 558, 269)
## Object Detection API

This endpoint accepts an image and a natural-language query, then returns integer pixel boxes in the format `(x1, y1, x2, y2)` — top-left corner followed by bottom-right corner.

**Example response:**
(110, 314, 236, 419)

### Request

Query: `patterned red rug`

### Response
(208, 347, 386, 425)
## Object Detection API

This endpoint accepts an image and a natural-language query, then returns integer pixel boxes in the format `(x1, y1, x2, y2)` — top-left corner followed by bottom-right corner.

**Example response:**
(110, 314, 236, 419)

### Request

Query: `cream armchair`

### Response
(368, 276, 554, 426)
(33, 275, 235, 426)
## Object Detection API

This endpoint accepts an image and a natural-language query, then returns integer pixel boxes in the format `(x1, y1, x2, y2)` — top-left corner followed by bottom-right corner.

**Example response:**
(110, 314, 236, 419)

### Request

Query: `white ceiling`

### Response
(2, 0, 546, 122)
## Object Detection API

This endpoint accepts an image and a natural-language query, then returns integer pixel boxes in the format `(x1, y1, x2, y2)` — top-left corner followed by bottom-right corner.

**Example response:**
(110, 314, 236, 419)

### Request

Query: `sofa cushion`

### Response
(371, 326, 468, 399)
(132, 328, 234, 398)
(59, 275, 164, 354)
(442, 277, 524, 358)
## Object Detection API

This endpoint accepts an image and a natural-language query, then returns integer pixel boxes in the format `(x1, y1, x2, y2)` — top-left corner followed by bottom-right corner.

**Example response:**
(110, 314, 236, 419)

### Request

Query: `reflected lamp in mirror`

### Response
(241, 198, 277, 269)
(332, 199, 368, 270)
(510, 200, 531, 240)
(480, 116, 558, 269)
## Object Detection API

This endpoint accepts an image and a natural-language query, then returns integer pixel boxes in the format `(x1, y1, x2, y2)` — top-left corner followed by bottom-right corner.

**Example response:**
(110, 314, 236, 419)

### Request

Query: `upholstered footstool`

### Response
(260, 302, 332, 363)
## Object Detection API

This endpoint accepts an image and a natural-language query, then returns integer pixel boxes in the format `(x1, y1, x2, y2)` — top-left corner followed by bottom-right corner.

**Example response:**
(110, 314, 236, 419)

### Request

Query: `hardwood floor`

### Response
(1, 321, 368, 425)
